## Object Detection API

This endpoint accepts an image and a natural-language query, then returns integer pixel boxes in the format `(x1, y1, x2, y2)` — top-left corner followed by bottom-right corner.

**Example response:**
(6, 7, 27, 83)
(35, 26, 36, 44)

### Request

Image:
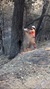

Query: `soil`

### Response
(0, 41, 50, 89)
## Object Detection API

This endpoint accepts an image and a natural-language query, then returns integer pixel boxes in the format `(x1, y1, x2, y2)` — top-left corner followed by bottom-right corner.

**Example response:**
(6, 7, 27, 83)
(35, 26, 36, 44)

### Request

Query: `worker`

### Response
(29, 25, 36, 49)
(23, 26, 36, 52)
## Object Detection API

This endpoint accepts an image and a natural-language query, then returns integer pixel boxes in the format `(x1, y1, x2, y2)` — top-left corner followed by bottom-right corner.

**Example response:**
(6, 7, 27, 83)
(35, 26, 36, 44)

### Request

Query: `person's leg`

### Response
(33, 42, 36, 49)
(31, 38, 36, 49)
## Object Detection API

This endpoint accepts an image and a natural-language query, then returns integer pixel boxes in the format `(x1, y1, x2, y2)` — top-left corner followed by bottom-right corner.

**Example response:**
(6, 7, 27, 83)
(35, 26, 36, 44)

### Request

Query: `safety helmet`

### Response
(32, 25, 36, 29)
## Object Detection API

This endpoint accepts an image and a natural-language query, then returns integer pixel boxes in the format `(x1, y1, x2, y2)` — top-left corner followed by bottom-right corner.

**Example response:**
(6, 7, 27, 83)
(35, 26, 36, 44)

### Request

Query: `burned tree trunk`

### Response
(0, 1, 4, 54)
(9, 0, 25, 59)
(36, 0, 49, 36)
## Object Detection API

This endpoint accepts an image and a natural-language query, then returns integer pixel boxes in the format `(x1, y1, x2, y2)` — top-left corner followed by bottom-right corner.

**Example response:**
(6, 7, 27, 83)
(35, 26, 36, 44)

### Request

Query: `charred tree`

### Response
(0, 1, 4, 54)
(36, 0, 49, 36)
(9, 0, 25, 59)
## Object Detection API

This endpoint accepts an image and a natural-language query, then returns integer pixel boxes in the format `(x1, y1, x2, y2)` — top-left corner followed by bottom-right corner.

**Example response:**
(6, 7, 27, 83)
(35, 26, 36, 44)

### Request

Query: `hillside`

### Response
(0, 41, 50, 89)
(0, 0, 50, 55)
(0, 1, 50, 88)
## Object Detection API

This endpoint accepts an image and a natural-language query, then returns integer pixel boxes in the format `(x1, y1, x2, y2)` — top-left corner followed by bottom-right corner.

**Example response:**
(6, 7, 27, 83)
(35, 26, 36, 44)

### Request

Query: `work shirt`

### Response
(29, 29, 35, 37)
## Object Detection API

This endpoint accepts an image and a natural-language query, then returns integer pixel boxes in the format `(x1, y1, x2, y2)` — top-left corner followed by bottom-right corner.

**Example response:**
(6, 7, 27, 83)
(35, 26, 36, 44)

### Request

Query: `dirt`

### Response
(0, 41, 50, 89)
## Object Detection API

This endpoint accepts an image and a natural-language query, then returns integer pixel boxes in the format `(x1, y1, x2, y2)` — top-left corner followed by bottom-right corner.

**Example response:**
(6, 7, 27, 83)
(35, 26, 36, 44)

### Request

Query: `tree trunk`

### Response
(9, 0, 25, 59)
(36, 0, 49, 36)
(0, 1, 4, 54)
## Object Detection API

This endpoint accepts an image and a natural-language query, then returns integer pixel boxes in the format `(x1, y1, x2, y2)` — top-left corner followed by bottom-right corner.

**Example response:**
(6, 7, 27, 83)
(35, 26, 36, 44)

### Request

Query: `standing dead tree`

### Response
(9, 0, 25, 59)
(0, 1, 4, 54)
(36, 0, 49, 35)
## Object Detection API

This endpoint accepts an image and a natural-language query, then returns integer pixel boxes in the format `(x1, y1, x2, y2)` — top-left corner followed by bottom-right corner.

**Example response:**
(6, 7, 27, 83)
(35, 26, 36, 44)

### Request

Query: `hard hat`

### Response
(32, 25, 36, 29)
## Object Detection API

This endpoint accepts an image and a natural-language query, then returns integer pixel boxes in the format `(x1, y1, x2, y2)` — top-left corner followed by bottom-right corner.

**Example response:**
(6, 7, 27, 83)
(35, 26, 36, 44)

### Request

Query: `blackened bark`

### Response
(0, 2, 4, 54)
(36, 0, 49, 35)
(9, 0, 25, 59)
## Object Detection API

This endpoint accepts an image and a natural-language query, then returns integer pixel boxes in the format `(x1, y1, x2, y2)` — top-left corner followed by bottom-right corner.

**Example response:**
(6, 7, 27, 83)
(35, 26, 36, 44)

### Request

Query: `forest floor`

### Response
(0, 41, 50, 89)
